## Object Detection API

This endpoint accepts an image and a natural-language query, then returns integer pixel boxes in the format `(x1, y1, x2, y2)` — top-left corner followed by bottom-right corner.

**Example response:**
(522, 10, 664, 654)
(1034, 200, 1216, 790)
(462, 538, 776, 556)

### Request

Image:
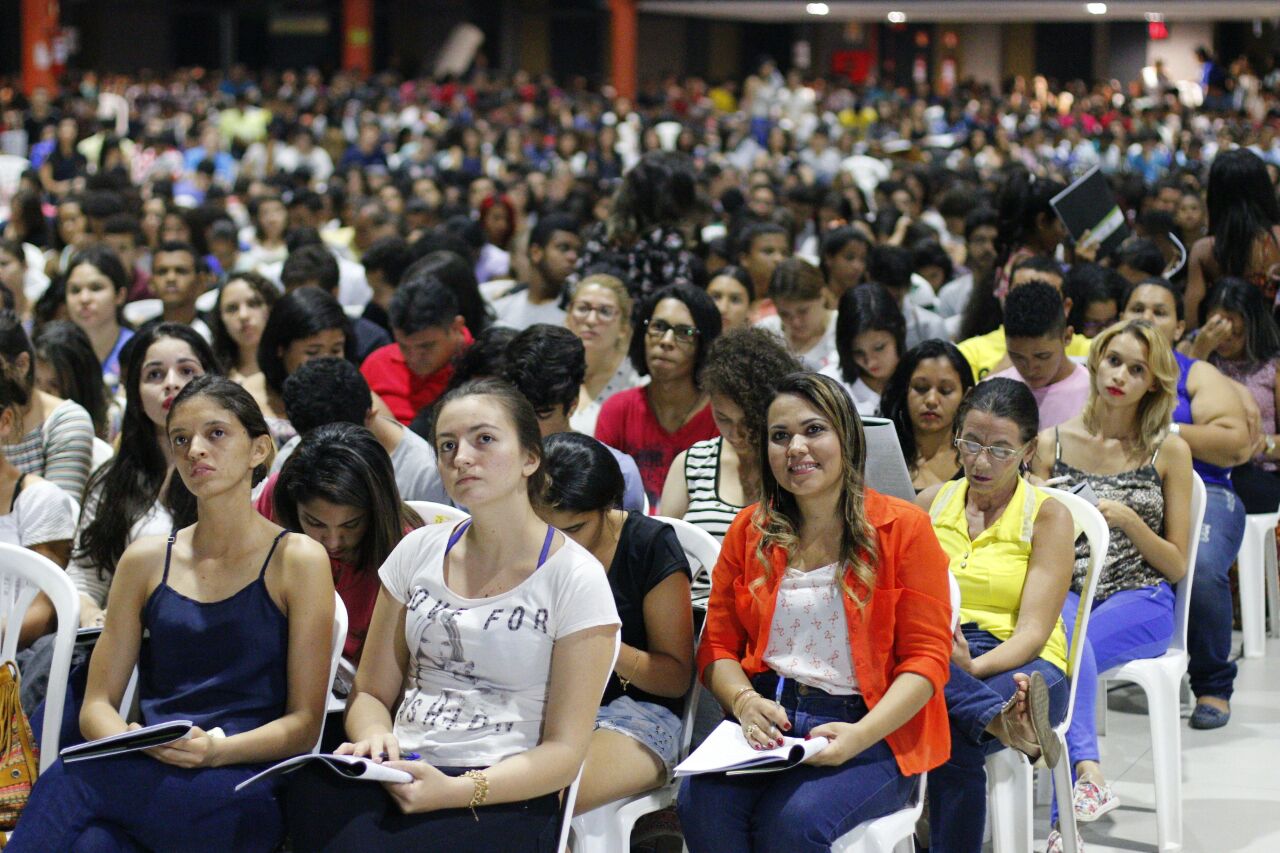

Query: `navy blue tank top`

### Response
(139, 530, 290, 736)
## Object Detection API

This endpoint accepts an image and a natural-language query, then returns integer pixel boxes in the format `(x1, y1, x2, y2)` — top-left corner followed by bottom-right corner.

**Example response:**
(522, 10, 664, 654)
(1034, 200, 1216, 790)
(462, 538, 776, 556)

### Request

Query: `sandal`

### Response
(997, 671, 1061, 769)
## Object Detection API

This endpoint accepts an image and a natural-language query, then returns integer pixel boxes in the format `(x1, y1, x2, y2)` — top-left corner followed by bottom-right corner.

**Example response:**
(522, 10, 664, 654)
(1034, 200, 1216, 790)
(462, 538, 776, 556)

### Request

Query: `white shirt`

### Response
(379, 523, 619, 765)
(68, 485, 172, 607)
(762, 564, 859, 696)
(0, 478, 77, 550)
(755, 312, 838, 372)
(820, 364, 880, 416)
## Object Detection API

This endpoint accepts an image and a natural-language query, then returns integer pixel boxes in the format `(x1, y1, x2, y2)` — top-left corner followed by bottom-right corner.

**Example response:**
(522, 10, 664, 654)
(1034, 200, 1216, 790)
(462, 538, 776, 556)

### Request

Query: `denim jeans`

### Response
(1187, 483, 1245, 700)
(1049, 583, 1175, 825)
(927, 625, 1069, 853)
(677, 672, 915, 853)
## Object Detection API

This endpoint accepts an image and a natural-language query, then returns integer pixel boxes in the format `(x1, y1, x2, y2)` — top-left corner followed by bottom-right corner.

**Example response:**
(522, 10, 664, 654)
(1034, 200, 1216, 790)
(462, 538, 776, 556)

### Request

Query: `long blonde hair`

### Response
(752, 372, 879, 608)
(1083, 319, 1179, 458)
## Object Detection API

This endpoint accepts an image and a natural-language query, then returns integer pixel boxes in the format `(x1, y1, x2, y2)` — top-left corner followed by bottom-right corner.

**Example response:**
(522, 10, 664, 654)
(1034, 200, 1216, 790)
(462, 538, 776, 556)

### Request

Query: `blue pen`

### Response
(775, 676, 789, 738)
(380, 752, 421, 761)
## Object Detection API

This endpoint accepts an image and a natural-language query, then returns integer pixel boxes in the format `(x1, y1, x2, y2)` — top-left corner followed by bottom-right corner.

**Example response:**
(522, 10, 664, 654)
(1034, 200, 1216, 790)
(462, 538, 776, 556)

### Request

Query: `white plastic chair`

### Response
(405, 500, 469, 525)
(1096, 472, 1205, 853)
(652, 516, 720, 594)
(90, 437, 114, 474)
(315, 593, 348, 752)
(985, 486, 1110, 853)
(0, 544, 80, 772)
(830, 771, 928, 853)
(1237, 509, 1280, 659)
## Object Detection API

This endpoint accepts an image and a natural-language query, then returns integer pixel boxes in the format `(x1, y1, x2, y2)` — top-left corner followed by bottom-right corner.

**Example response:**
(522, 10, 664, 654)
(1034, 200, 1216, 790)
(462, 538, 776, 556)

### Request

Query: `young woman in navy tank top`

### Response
(8, 375, 335, 852)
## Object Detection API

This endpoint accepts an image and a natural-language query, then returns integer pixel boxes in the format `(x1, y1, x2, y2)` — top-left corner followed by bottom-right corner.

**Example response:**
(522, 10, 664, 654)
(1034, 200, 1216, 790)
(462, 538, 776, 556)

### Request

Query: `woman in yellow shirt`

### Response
(915, 378, 1075, 853)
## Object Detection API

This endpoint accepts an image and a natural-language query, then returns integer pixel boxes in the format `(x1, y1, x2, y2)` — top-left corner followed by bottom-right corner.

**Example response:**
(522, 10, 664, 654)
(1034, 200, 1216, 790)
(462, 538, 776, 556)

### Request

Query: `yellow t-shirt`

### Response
(928, 477, 1069, 672)
(958, 327, 1093, 381)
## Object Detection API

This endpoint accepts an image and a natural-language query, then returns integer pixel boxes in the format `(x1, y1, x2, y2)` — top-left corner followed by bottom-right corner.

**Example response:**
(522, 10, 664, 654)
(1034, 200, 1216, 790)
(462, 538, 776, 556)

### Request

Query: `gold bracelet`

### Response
(462, 769, 489, 821)
(731, 686, 759, 718)
(617, 647, 640, 691)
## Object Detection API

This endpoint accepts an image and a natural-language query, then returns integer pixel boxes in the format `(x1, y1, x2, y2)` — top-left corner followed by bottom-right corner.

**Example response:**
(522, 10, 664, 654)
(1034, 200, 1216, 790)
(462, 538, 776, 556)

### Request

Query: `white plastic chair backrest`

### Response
(557, 631, 621, 850)
(1041, 487, 1109, 721)
(1171, 473, 1206, 654)
(651, 516, 719, 592)
(315, 593, 349, 752)
(948, 573, 961, 633)
(91, 437, 114, 473)
(0, 544, 80, 771)
(406, 500, 469, 526)
(678, 613, 710, 759)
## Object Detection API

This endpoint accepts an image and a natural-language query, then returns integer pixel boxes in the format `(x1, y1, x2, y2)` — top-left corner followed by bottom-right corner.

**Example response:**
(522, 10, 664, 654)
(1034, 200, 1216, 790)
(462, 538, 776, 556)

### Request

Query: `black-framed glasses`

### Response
(645, 318, 700, 346)
(954, 438, 1024, 462)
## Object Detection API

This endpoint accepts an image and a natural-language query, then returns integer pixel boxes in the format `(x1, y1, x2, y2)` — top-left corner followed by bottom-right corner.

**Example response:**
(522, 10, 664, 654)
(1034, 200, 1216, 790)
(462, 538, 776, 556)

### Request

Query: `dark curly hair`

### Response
(629, 283, 721, 385)
(700, 327, 803, 448)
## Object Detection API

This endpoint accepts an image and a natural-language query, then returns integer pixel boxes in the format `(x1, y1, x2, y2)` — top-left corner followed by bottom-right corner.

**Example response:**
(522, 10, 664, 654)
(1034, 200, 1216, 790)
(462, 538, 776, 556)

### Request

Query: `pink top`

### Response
(989, 361, 1091, 431)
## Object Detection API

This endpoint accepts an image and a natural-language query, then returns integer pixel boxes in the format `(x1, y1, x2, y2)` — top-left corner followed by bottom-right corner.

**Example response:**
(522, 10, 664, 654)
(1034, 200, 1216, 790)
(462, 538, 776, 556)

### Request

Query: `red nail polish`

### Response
(783, 723, 792, 731)
(804, 734, 813, 740)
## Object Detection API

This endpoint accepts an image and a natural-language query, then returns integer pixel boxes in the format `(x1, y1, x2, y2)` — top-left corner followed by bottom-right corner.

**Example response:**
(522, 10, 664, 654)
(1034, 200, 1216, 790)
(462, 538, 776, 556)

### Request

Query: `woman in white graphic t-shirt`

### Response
(285, 378, 620, 853)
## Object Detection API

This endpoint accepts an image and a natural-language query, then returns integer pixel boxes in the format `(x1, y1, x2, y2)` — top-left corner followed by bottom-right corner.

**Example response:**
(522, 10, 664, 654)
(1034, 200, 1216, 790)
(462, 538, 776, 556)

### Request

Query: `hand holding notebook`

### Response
(674, 720, 830, 777)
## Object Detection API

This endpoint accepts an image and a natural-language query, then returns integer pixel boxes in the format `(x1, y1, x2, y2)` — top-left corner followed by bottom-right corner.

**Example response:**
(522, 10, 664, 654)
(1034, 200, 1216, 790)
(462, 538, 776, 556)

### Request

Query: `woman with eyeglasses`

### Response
(564, 274, 641, 437)
(1030, 320, 1192, 846)
(595, 284, 722, 511)
(915, 379, 1075, 852)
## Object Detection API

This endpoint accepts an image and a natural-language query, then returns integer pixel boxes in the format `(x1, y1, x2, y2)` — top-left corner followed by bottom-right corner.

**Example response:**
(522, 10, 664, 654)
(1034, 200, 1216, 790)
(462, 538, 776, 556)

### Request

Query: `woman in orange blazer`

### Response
(676, 371, 953, 852)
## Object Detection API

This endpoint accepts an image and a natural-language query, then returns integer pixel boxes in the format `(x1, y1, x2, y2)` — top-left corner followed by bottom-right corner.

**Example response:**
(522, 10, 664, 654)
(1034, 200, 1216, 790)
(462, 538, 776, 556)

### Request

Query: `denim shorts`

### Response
(595, 695, 684, 776)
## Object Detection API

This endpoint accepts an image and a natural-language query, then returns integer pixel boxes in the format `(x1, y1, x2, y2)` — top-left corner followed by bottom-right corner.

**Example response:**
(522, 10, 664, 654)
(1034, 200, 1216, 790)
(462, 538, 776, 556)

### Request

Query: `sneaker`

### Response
(1073, 779, 1119, 822)
(1046, 826, 1086, 852)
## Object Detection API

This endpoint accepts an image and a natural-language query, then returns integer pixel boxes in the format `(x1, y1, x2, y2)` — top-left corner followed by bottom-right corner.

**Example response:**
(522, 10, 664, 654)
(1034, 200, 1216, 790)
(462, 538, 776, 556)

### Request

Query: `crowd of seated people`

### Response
(0, 54, 1277, 850)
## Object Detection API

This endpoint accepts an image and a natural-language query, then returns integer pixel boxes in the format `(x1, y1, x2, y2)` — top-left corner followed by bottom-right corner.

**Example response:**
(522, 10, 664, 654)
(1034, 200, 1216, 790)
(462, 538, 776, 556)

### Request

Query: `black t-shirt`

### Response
(600, 512, 691, 716)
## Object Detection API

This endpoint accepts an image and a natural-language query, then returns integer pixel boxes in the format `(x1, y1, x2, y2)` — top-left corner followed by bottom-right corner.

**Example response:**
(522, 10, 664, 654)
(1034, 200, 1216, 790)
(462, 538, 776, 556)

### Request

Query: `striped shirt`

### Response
(2, 399, 95, 500)
(682, 437, 745, 606)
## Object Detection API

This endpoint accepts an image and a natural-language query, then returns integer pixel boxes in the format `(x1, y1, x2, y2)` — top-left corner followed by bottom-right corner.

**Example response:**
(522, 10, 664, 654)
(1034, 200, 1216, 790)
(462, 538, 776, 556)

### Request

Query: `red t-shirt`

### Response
(360, 329, 473, 425)
(255, 474, 381, 663)
(594, 386, 719, 512)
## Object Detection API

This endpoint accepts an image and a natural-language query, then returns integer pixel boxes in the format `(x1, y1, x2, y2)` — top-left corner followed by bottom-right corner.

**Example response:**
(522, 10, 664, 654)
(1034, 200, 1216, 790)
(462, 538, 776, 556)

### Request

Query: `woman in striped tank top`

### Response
(660, 329, 801, 601)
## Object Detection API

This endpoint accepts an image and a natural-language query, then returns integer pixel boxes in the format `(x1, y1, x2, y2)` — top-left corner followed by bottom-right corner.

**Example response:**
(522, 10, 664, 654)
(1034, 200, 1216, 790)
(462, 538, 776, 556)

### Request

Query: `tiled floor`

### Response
(1026, 634, 1280, 853)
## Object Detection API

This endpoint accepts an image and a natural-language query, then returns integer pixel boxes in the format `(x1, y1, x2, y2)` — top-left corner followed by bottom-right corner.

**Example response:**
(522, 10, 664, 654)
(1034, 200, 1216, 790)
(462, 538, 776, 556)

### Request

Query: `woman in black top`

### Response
(538, 433, 694, 814)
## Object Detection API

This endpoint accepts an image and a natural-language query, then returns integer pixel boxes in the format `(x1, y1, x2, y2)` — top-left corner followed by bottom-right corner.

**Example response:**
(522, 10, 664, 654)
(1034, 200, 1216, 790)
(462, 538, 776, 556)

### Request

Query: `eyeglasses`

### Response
(954, 438, 1024, 462)
(645, 318, 700, 346)
(569, 301, 619, 322)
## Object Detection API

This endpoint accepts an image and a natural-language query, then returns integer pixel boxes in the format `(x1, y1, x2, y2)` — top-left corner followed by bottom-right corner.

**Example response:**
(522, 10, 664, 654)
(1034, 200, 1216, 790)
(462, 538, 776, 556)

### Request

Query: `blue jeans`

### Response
(1049, 583, 1175, 824)
(677, 673, 915, 853)
(927, 626, 1068, 853)
(1187, 483, 1245, 700)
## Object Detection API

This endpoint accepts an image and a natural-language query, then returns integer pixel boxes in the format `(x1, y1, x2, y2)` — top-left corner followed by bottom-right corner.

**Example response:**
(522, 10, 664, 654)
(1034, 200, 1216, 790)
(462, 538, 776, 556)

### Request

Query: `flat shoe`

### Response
(1000, 672, 1061, 769)
(1189, 702, 1230, 729)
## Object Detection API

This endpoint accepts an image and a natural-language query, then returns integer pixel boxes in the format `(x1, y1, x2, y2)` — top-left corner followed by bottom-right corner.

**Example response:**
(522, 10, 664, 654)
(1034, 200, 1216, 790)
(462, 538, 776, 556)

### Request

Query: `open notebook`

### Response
(674, 720, 829, 777)
(235, 753, 414, 791)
